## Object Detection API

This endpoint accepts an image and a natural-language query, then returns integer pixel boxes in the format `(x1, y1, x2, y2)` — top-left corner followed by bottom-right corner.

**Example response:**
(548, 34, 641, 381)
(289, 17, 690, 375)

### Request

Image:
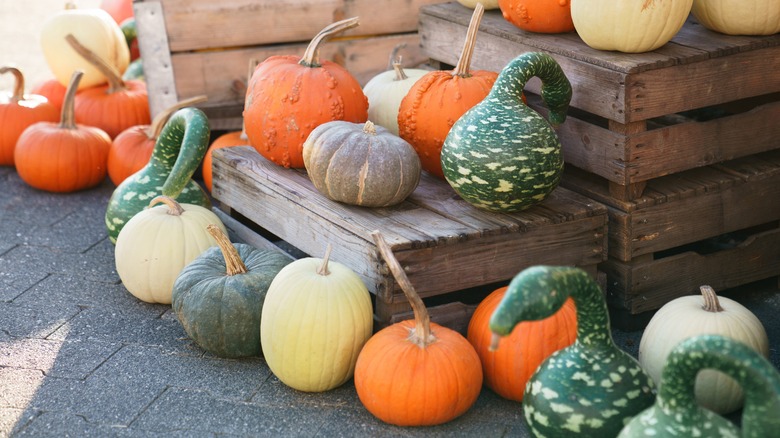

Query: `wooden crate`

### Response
(133, 0, 447, 130)
(418, 2, 780, 201)
(211, 146, 608, 330)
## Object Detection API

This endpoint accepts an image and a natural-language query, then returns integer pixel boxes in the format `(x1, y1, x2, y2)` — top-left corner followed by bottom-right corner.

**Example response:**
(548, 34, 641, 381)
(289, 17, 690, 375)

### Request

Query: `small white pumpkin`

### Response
(692, 0, 780, 36)
(638, 285, 770, 414)
(363, 58, 427, 136)
(457, 0, 500, 10)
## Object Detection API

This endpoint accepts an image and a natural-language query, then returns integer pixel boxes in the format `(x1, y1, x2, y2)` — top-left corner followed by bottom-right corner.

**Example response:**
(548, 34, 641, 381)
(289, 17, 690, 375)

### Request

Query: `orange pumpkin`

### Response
(397, 4, 498, 179)
(202, 130, 246, 192)
(30, 78, 67, 112)
(243, 17, 368, 168)
(0, 67, 60, 166)
(100, 0, 134, 24)
(15, 71, 111, 193)
(354, 232, 483, 426)
(468, 286, 577, 401)
(499, 0, 575, 34)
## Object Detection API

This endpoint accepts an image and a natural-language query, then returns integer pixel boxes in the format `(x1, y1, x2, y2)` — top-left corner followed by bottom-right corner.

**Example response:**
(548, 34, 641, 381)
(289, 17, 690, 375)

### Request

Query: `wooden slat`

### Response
(133, 1, 179, 118)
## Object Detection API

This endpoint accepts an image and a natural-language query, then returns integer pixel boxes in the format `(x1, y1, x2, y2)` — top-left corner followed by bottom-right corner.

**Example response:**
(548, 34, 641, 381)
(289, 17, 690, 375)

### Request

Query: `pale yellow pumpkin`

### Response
(692, 0, 780, 36)
(363, 60, 427, 136)
(571, 0, 694, 53)
(457, 0, 501, 10)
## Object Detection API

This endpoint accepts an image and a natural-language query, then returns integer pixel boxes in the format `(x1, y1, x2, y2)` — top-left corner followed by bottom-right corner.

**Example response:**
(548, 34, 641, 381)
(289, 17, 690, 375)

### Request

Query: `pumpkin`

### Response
(619, 335, 780, 438)
(570, 0, 694, 53)
(490, 266, 655, 437)
(499, 0, 575, 34)
(302, 120, 421, 207)
(467, 286, 577, 402)
(115, 196, 225, 304)
(202, 130, 246, 193)
(691, 0, 780, 36)
(30, 78, 67, 112)
(244, 17, 369, 169)
(260, 244, 373, 392)
(441, 52, 571, 212)
(458, 0, 500, 9)
(172, 225, 291, 358)
(108, 95, 207, 186)
(638, 285, 769, 414)
(397, 4, 498, 179)
(0, 67, 59, 167)
(14, 71, 111, 193)
(105, 106, 211, 244)
(66, 34, 150, 138)
(100, 0, 134, 25)
(40, 2, 130, 90)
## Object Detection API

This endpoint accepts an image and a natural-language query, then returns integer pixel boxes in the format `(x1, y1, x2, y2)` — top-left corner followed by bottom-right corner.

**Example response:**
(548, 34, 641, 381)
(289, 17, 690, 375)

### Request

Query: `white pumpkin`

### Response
(115, 196, 226, 304)
(692, 0, 780, 36)
(457, 0, 500, 9)
(638, 285, 769, 414)
(363, 61, 427, 136)
(571, 0, 694, 53)
(260, 246, 373, 392)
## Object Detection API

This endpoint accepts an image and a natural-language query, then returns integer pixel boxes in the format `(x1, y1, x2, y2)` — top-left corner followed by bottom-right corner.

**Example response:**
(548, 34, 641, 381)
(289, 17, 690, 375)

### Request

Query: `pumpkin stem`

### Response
(316, 243, 333, 276)
(65, 33, 126, 94)
(371, 230, 435, 348)
(387, 43, 407, 71)
(0, 66, 25, 103)
(299, 17, 360, 68)
(452, 3, 484, 78)
(64, 1, 76, 10)
(362, 120, 377, 135)
(392, 58, 409, 81)
(700, 285, 724, 312)
(206, 224, 248, 276)
(147, 95, 208, 139)
(58, 70, 83, 130)
(148, 195, 185, 216)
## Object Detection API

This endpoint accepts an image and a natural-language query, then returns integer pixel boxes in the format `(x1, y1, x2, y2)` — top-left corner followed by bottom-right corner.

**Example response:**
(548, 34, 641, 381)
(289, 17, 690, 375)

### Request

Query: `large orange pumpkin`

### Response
(397, 4, 498, 179)
(243, 17, 368, 169)
(499, 0, 575, 34)
(468, 286, 577, 401)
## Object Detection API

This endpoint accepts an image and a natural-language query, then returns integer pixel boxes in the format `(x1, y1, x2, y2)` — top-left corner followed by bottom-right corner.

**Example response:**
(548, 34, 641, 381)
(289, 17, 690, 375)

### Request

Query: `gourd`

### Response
(354, 232, 482, 426)
(467, 286, 577, 402)
(499, 0, 575, 34)
(440, 52, 571, 212)
(0, 67, 59, 166)
(303, 120, 421, 207)
(244, 17, 368, 169)
(397, 3, 498, 179)
(691, 0, 780, 36)
(638, 285, 769, 414)
(14, 71, 111, 193)
(172, 225, 291, 358)
(458, 0, 500, 9)
(490, 266, 655, 437)
(619, 335, 780, 438)
(570, 0, 693, 53)
(105, 106, 211, 244)
(202, 130, 246, 193)
(115, 196, 225, 304)
(122, 58, 144, 82)
(260, 244, 373, 392)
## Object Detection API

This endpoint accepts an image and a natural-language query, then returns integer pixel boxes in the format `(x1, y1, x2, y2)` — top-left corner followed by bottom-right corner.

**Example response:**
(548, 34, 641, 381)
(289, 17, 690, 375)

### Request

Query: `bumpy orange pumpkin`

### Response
(499, 0, 575, 34)
(243, 17, 368, 169)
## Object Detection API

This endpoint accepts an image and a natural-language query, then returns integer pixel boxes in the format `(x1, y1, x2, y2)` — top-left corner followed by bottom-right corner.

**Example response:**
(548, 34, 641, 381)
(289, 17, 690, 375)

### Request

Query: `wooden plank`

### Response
(133, 1, 179, 118)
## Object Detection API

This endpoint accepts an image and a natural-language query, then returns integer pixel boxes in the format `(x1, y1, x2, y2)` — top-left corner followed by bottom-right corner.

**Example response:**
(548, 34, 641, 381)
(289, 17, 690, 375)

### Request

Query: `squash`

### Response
(244, 17, 368, 169)
(115, 196, 225, 304)
(105, 106, 211, 244)
(354, 231, 482, 426)
(691, 0, 780, 36)
(467, 286, 577, 402)
(397, 3, 498, 179)
(619, 335, 780, 438)
(490, 266, 655, 437)
(303, 120, 421, 207)
(458, 0, 500, 9)
(172, 225, 291, 358)
(440, 52, 571, 212)
(570, 0, 693, 53)
(499, 0, 575, 34)
(638, 285, 769, 414)
(14, 71, 111, 193)
(260, 244, 373, 392)
(0, 67, 59, 167)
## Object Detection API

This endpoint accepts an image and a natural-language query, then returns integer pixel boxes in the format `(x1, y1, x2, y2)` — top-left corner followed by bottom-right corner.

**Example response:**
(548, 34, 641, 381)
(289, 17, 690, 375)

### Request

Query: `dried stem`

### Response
(317, 244, 333, 276)
(59, 70, 83, 130)
(392, 58, 409, 81)
(0, 66, 25, 102)
(700, 285, 724, 312)
(452, 3, 485, 78)
(206, 224, 248, 276)
(65, 33, 126, 93)
(148, 195, 185, 216)
(299, 17, 360, 67)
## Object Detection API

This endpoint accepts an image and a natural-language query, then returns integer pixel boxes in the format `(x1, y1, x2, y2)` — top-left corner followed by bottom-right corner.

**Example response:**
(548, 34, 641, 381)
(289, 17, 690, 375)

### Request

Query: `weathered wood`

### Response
(133, 1, 179, 119)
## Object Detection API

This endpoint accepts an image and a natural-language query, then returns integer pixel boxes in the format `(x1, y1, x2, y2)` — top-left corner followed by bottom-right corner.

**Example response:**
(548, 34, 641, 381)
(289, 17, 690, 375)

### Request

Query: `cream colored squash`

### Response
(457, 0, 500, 10)
(638, 285, 769, 414)
(363, 60, 427, 136)
(571, 0, 694, 53)
(260, 246, 373, 392)
(692, 0, 780, 36)
(115, 196, 226, 304)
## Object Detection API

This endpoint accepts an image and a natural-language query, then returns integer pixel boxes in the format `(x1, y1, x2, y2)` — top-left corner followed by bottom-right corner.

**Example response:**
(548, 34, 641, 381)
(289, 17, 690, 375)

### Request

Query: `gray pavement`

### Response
(1, 165, 778, 437)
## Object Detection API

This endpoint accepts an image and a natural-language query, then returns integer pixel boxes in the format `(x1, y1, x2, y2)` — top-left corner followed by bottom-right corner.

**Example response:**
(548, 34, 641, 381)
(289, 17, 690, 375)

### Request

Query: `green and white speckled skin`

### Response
(618, 335, 780, 438)
(105, 108, 212, 243)
(441, 52, 572, 212)
(490, 266, 655, 437)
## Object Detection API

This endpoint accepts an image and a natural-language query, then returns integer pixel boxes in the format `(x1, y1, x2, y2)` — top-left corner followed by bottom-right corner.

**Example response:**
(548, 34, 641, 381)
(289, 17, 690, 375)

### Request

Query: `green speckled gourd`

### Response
(490, 266, 655, 437)
(441, 52, 571, 212)
(619, 335, 780, 438)
(105, 107, 211, 243)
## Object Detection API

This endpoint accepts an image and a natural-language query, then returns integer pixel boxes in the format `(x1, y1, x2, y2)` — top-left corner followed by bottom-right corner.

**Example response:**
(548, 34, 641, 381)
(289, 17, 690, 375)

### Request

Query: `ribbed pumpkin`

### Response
(0, 67, 59, 167)
(202, 131, 246, 193)
(30, 78, 67, 112)
(467, 286, 577, 401)
(499, 0, 575, 34)
(244, 17, 368, 169)
(14, 71, 111, 193)
(691, 0, 780, 36)
(397, 4, 497, 179)
(303, 120, 421, 207)
(354, 232, 483, 426)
